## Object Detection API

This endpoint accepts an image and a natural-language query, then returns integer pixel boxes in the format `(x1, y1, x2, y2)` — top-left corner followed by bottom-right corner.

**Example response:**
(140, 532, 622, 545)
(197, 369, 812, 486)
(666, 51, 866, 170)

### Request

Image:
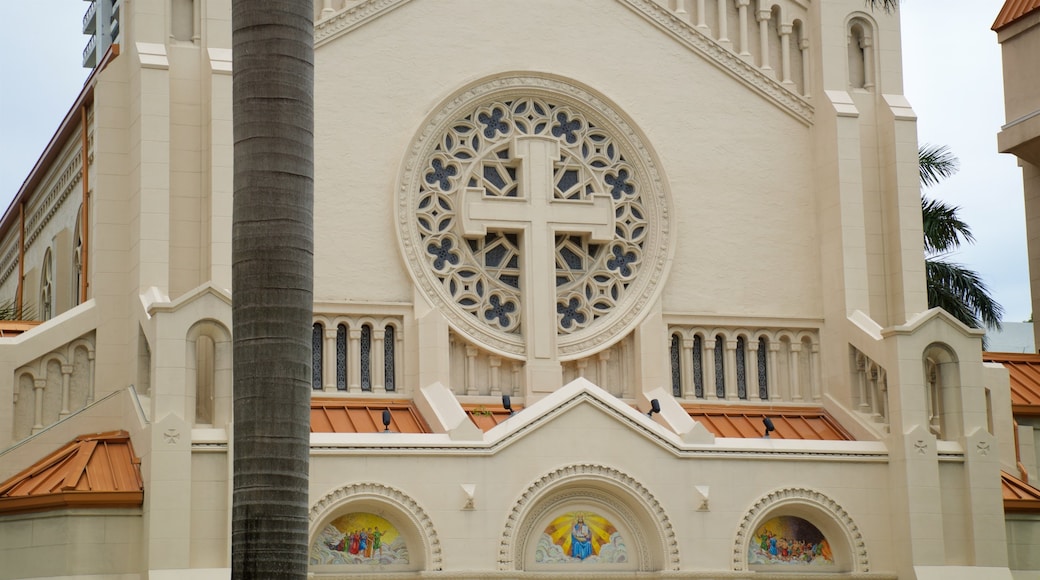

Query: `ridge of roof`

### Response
(0, 430, 143, 515)
(993, 0, 1040, 31)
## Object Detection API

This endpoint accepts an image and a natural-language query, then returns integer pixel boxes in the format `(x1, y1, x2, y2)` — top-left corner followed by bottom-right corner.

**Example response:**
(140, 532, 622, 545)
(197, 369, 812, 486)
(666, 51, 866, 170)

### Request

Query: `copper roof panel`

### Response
(993, 0, 1040, 30)
(1002, 470, 1040, 512)
(462, 404, 524, 432)
(0, 431, 143, 515)
(310, 399, 431, 434)
(983, 352, 1040, 415)
(682, 404, 854, 440)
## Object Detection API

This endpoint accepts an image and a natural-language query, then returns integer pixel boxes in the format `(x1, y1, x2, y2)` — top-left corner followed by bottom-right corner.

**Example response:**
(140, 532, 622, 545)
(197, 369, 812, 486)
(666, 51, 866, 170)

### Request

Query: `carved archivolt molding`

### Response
(398, 74, 673, 360)
(498, 463, 680, 571)
(732, 487, 869, 572)
(309, 481, 442, 571)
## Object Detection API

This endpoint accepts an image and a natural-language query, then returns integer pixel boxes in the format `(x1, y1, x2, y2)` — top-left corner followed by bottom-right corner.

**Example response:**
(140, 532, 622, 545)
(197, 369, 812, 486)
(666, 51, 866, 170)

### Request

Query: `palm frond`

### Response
(921, 196, 974, 254)
(926, 258, 1004, 332)
(865, 0, 899, 13)
(919, 144, 959, 188)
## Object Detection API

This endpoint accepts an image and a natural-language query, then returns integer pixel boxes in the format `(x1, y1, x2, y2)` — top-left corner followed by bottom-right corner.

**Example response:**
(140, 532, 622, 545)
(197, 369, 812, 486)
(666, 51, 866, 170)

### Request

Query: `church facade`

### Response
(0, 0, 1037, 578)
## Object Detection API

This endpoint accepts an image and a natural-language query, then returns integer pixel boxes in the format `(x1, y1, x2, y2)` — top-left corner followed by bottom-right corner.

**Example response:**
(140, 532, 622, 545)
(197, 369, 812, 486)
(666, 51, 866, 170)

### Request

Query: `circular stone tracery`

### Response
(398, 75, 671, 359)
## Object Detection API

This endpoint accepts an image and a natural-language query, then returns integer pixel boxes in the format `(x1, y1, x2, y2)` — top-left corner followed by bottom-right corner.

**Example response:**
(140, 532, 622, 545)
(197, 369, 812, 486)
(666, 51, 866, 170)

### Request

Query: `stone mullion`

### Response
(799, 37, 810, 96)
(768, 341, 780, 401)
(373, 328, 386, 393)
(348, 328, 362, 393)
(809, 342, 821, 401)
(779, 23, 793, 86)
(489, 356, 502, 396)
(704, 339, 717, 400)
(725, 338, 739, 400)
(598, 351, 610, 393)
(681, 338, 694, 400)
(860, 35, 875, 90)
(466, 346, 479, 396)
(736, 0, 751, 57)
(716, 0, 730, 45)
(323, 327, 337, 392)
(60, 364, 73, 417)
(747, 339, 760, 400)
(789, 342, 803, 401)
(696, 0, 707, 30)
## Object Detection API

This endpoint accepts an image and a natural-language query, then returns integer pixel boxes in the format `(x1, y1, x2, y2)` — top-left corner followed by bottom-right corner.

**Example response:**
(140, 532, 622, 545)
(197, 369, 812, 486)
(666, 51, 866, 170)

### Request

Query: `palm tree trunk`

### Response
(231, 1, 314, 578)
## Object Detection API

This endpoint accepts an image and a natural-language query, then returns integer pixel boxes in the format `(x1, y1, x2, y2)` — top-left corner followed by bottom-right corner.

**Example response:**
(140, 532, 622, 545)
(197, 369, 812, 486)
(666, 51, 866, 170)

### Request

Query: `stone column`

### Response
(725, 339, 739, 400)
(466, 346, 479, 395)
(748, 340, 760, 400)
(799, 37, 810, 96)
(779, 23, 793, 85)
(717, 0, 730, 45)
(736, 0, 750, 57)
(756, 9, 772, 71)
(32, 378, 46, 433)
(696, 0, 707, 30)
(705, 339, 718, 400)
(768, 341, 780, 401)
(598, 351, 611, 393)
(60, 364, 73, 417)
(489, 356, 502, 395)
(789, 342, 803, 401)
(860, 35, 874, 90)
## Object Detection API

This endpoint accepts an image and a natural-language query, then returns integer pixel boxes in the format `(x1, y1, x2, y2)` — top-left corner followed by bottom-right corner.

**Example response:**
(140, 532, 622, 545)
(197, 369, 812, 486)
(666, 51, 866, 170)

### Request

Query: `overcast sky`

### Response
(0, 1, 1030, 322)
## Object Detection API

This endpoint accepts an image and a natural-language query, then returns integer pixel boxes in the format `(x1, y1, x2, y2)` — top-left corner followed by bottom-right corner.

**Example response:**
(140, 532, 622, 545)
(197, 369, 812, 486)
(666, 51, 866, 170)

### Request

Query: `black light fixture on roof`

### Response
(763, 417, 776, 438)
(502, 394, 515, 417)
(382, 409, 392, 433)
(647, 399, 661, 418)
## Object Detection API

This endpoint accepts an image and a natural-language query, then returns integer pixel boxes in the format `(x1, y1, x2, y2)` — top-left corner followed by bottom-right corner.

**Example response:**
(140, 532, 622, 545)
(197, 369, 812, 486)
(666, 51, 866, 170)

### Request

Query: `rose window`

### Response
(398, 76, 671, 359)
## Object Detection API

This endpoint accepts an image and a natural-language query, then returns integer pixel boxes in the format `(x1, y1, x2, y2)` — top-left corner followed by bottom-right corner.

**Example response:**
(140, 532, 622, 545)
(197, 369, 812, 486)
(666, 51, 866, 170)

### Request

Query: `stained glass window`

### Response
(715, 335, 725, 398)
(360, 325, 372, 391)
(384, 325, 396, 392)
(336, 324, 347, 390)
(312, 323, 323, 390)
(693, 335, 704, 398)
(670, 334, 681, 397)
(736, 336, 747, 399)
(758, 337, 769, 399)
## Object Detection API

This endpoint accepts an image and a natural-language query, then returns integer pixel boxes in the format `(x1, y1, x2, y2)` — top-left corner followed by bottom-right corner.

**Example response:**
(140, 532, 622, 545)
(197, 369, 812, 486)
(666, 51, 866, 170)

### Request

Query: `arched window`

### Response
(312, 322, 324, 390)
(670, 333, 682, 397)
(848, 19, 874, 90)
(736, 336, 747, 399)
(692, 335, 704, 398)
(195, 334, 215, 423)
(714, 334, 725, 398)
(384, 324, 396, 392)
(40, 249, 54, 321)
(757, 336, 769, 399)
(336, 324, 347, 390)
(360, 324, 372, 391)
(73, 206, 83, 306)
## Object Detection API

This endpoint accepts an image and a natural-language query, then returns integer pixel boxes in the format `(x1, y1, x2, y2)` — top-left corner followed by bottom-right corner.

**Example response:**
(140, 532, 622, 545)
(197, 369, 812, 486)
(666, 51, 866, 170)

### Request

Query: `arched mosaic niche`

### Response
(397, 73, 673, 361)
(734, 488, 869, 573)
(499, 463, 679, 572)
(308, 482, 441, 574)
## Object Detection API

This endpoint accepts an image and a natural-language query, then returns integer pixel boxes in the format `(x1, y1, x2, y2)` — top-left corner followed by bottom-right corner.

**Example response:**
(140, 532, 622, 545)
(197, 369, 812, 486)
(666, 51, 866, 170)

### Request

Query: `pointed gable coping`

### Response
(1002, 470, 1040, 512)
(0, 430, 143, 515)
(143, 281, 231, 316)
(982, 352, 1040, 415)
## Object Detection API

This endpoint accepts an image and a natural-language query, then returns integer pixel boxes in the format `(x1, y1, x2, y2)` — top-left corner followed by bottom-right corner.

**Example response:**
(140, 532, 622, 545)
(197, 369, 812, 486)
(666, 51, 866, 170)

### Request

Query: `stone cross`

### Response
(461, 135, 614, 394)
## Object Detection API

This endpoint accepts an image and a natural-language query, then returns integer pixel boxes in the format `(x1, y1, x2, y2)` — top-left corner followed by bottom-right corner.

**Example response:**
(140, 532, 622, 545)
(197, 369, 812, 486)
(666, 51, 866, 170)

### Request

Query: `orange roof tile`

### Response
(993, 0, 1040, 31)
(462, 403, 524, 432)
(1002, 470, 1040, 512)
(983, 352, 1040, 415)
(310, 398, 431, 433)
(681, 404, 855, 440)
(0, 431, 143, 515)
(0, 321, 41, 337)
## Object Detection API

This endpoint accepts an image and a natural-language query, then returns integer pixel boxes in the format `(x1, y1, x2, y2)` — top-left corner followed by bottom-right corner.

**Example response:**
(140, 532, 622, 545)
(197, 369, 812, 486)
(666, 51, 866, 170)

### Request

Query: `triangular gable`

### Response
(0, 430, 143, 515)
(314, 0, 811, 124)
(1002, 470, 1040, 513)
(983, 352, 1040, 416)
